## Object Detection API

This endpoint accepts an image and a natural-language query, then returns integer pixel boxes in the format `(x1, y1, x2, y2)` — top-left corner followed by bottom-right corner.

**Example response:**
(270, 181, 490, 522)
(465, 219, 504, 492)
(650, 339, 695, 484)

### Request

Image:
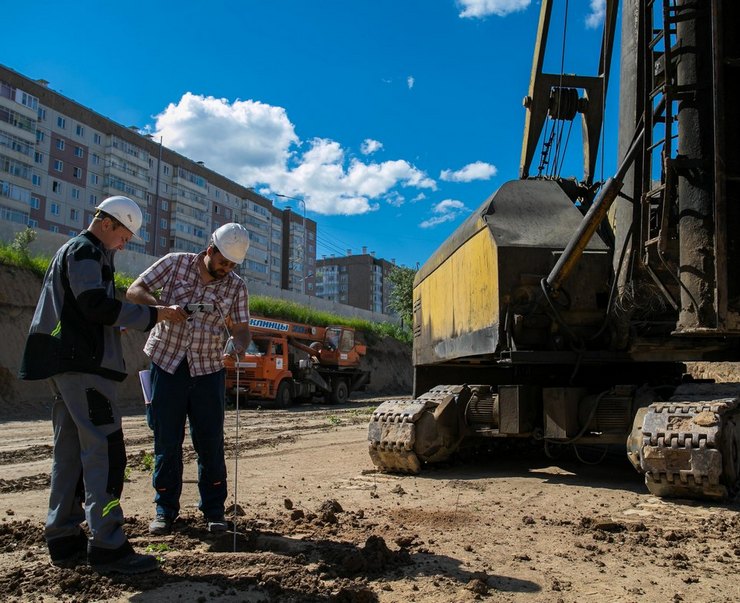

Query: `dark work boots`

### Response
(88, 540, 159, 574)
(48, 530, 88, 568)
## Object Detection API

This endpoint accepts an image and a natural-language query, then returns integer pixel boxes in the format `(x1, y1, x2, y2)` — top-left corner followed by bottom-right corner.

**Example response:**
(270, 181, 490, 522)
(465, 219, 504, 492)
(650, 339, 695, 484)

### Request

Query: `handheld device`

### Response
(185, 302, 214, 314)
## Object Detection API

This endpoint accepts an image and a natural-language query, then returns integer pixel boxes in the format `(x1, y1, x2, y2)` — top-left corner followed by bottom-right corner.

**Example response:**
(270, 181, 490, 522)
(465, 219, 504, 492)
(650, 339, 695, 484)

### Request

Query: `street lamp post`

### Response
(274, 193, 309, 295)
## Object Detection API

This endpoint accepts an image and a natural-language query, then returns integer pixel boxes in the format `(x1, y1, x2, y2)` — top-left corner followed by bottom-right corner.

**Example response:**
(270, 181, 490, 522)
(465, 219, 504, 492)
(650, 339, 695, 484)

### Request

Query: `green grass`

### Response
(140, 452, 155, 472)
(0, 245, 49, 278)
(327, 415, 342, 426)
(249, 295, 411, 344)
(146, 543, 172, 553)
(0, 239, 411, 345)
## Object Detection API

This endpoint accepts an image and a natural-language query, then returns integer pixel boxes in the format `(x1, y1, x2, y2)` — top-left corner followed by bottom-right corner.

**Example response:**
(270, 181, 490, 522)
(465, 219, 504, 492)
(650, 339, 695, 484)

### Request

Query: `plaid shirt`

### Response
(140, 252, 250, 376)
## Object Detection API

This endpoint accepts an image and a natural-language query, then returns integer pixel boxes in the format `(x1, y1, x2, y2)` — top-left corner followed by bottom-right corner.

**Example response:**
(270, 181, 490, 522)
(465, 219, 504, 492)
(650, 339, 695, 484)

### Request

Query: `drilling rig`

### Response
(368, 0, 740, 499)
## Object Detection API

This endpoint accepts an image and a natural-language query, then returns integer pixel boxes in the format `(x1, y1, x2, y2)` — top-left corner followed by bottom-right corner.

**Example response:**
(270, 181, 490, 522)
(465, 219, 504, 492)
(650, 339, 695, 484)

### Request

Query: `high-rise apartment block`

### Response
(315, 249, 396, 314)
(0, 64, 315, 294)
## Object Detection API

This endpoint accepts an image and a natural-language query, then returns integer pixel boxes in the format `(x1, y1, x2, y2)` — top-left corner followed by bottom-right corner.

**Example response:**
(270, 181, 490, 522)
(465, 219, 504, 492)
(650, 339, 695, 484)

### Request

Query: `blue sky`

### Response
(2, 0, 613, 268)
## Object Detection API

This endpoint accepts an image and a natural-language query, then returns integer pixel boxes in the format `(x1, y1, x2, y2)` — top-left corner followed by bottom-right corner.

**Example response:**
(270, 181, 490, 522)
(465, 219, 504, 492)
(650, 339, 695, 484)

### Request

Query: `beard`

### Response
(207, 265, 227, 279)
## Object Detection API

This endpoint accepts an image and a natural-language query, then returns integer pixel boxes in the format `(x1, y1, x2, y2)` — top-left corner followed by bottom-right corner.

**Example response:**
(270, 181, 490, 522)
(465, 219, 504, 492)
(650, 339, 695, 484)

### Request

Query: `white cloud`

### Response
(360, 139, 383, 155)
(411, 192, 427, 202)
(440, 161, 497, 182)
(152, 93, 436, 216)
(407, 76, 415, 89)
(585, 0, 606, 29)
(153, 92, 297, 183)
(420, 199, 468, 229)
(458, 0, 531, 19)
(384, 191, 405, 207)
(434, 199, 467, 213)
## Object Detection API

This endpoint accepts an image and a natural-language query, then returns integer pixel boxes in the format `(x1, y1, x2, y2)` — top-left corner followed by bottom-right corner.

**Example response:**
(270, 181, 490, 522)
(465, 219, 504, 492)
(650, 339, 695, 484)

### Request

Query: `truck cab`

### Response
(310, 326, 367, 368)
(227, 336, 293, 403)
(224, 316, 370, 407)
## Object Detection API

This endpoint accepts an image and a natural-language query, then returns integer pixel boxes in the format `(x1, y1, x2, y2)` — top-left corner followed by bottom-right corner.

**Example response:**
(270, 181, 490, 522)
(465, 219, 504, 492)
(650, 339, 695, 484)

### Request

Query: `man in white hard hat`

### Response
(19, 195, 188, 574)
(126, 223, 251, 535)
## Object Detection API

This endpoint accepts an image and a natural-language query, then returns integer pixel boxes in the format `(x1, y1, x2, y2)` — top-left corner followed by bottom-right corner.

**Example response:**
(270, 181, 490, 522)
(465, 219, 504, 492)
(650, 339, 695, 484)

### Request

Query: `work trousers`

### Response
(148, 359, 227, 519)
(46, 372, 127, 551)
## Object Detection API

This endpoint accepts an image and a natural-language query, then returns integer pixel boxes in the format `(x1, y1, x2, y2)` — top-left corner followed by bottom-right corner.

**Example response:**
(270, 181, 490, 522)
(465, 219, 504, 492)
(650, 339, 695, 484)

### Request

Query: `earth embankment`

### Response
(0, 264, 411, 420)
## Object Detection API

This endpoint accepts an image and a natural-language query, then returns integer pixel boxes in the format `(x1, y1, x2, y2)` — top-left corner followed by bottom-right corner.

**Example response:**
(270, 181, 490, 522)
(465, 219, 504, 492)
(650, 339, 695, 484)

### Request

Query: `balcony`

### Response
(106, 136, 149, 169)
(104, 159, 149, 185)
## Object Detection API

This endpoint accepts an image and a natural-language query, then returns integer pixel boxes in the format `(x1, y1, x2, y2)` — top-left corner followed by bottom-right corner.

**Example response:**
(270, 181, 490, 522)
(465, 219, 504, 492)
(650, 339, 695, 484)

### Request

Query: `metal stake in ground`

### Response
(233, 352, 240, 553)
(217, 303, 241, 552)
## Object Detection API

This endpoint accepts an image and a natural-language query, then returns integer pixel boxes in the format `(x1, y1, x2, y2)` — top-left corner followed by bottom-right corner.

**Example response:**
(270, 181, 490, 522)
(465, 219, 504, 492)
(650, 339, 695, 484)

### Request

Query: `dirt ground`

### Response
(2, 366, 740, 603)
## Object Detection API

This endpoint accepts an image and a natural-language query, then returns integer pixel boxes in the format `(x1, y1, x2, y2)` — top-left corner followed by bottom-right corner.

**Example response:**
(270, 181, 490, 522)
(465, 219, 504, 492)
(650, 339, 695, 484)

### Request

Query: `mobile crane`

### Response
(368, 0, 740, 499)
(224, 316, 369, 407)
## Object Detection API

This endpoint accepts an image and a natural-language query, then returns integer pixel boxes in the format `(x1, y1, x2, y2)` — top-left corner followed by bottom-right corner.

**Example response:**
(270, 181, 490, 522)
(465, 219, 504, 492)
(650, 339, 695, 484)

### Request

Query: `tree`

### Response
(387, 265, 416, 328)
(11, 228, 37, 258)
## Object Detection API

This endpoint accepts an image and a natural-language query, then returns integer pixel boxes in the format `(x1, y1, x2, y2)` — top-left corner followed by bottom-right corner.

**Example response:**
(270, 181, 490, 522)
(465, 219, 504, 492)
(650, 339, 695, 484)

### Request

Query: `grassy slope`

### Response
(0, 243, 411, 345)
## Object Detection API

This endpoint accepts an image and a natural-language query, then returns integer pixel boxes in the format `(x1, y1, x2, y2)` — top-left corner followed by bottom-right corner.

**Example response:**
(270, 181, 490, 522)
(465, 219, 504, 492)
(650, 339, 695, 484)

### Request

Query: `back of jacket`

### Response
(19, 230, 156, 382)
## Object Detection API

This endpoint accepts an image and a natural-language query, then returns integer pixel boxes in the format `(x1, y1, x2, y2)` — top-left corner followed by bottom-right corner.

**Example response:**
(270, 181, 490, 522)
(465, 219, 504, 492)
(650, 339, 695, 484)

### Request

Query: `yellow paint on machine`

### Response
(415, 225, 499, 346)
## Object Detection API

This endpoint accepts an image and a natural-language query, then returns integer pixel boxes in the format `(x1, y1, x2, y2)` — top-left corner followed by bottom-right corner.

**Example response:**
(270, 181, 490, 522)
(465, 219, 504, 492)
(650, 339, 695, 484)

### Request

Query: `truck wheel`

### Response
(275, 380, 293, 408)
(330, 380, 349, 405)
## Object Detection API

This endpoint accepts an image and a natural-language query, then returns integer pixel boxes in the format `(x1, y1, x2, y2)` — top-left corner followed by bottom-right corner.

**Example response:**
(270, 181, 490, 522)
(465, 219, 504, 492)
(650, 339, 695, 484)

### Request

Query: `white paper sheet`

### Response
(139, 369, 153, 405)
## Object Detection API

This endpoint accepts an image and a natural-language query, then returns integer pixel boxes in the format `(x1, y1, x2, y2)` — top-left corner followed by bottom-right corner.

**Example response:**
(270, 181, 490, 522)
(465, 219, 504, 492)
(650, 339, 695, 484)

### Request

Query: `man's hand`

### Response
(155, 305, 188, 324)
(230, 322, 251, 355)
(223, 336, 244, 357)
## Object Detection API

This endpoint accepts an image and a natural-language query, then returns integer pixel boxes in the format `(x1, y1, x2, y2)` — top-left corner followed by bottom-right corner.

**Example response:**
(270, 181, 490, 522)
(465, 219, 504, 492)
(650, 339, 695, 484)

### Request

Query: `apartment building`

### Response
(315, 248, 395, 314)
(0, 64, 314, 293)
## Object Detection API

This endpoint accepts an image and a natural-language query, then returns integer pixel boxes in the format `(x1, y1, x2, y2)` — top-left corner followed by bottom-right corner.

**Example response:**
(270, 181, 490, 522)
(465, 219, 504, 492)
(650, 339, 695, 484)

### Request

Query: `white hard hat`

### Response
(95, 196, 143, 239)
(211, 223, 250, 264)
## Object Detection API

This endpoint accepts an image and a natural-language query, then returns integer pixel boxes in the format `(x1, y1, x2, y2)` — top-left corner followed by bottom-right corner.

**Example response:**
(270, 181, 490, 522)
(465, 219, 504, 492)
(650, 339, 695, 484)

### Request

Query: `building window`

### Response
(50, 225, 59, 233)
(93, 133, 101, 145)
(32, 174, 42, 186)
(57, 116, 66, 129)
(34, 152, 43, 164)
(52, 181, 62, 193)
(56, 139, 65, 151)
(70, 208, 79, 221)
(74, 146, 84, 158)
(160, 218, 168, 229)
(50, 202, 60, 215)
(28, 218, 38, 227)
(73, 167, 82, 179)
(89, 174, 98, 185)
(89, 194, 97, 206)
(161, 199, 168, 210)
(19, 91, 38, 110)
(76, 125, 84, 137)
(71, 188, 80, 200)
(160, 236, 167, 248)
(53, 160, 63, 172)
(30, 196, 40, 209)
(36, 131, 45, 143)
(37, 107, 46, 120)
(163, 165, 170, 175)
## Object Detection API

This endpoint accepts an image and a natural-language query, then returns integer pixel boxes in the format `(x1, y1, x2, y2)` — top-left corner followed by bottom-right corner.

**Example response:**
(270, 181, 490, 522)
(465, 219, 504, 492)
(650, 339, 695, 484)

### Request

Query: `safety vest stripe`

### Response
(102, 499, 120, 517)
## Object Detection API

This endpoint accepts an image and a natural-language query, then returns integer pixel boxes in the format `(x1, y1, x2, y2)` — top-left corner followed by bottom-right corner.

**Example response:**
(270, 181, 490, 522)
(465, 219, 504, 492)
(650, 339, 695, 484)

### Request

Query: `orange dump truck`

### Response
(224, 316, 370, 407)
